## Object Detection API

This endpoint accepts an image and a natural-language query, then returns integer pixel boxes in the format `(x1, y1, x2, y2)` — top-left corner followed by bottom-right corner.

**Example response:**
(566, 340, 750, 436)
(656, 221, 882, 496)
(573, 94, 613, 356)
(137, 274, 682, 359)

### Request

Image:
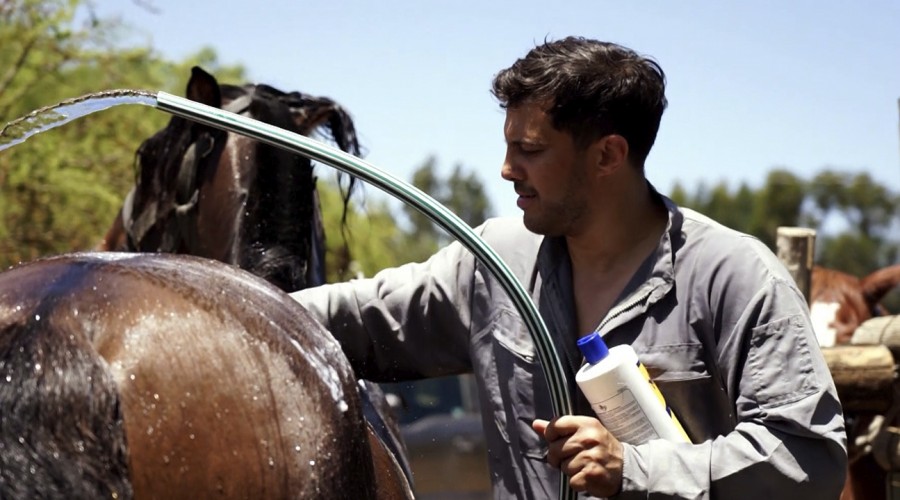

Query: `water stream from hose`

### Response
(0, 90, 156, 152)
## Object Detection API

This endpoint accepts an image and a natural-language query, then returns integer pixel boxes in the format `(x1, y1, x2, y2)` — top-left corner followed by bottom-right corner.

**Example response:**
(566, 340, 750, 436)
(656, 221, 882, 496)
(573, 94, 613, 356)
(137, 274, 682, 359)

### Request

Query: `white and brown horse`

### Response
(810, 264, 900, 348)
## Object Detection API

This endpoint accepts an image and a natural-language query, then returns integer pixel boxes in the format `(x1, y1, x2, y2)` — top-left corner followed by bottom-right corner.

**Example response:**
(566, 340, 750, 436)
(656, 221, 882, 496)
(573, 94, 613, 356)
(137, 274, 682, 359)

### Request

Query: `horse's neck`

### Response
(861, 264, 900, 305)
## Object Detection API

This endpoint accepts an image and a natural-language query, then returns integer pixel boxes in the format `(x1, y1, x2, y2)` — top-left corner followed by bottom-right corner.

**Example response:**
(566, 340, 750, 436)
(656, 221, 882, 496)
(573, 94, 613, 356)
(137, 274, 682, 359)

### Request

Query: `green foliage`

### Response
(316, 178, 407, 281)
(0, 0, 244, 269)
(399, 156, 494, 263)
(316, 155, 496, 280)
(749, 169, 807, 248)
(669, 169, 900, 277)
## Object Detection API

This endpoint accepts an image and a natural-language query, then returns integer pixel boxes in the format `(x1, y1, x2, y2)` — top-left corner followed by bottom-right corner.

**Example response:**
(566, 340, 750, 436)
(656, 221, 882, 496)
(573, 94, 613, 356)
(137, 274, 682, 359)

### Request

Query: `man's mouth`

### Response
(513, 182, 536, 198)
(514, 185, 537, 210)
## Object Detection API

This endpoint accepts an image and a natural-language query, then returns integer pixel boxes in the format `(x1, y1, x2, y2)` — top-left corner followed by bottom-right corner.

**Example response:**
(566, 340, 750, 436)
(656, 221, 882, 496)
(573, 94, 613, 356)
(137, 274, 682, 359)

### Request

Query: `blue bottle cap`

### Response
(577, 332, 609, 364)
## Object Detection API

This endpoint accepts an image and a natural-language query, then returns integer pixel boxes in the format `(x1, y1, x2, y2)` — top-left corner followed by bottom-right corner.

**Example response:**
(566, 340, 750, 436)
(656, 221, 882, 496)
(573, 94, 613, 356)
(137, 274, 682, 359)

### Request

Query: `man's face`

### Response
(502, 102, 592, 236)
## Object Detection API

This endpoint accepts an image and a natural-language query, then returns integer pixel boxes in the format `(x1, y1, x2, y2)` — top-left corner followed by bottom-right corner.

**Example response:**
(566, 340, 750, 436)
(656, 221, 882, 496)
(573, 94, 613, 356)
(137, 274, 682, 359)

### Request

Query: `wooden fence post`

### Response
(776, 227, 816, 304)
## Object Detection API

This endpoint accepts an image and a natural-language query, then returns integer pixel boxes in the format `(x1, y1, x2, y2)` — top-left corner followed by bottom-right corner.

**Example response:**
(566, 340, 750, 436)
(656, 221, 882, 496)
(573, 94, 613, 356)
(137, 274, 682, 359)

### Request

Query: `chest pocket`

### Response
(636, 342, 732, 441)
(490, 311, 551, 460)
(638, 342, 708, 381)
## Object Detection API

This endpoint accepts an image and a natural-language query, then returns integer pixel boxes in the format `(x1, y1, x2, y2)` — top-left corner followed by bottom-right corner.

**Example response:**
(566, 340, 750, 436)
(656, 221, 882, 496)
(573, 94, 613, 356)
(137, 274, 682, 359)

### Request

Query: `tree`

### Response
(401, 156, 443, 261)
(0, 0, 244, 268)
(399, 156, 494, 263)
(316, 178, 407, 281)
(809, 170, 900, 275)
(748, 169, 807, 249)
(668, 168, 900, 277)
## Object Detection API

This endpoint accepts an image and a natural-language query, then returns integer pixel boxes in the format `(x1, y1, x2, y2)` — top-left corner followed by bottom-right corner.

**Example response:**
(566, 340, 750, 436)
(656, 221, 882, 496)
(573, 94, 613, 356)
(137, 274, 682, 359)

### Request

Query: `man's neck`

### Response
(566, 180, 667, 335)
(566, 181, 666, 275)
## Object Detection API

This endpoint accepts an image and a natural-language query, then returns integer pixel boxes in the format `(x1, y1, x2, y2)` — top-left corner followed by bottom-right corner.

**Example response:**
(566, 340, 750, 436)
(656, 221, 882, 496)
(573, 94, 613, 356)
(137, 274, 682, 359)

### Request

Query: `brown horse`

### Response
(88, 67, 412, 495)
(809, 264, 900, 500)
(0, 252, 412, 499)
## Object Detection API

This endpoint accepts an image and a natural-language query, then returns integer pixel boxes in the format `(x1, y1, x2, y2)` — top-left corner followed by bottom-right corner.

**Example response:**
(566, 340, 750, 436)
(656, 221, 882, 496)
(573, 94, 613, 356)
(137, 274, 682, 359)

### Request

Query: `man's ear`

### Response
(592, 134, 629, 176)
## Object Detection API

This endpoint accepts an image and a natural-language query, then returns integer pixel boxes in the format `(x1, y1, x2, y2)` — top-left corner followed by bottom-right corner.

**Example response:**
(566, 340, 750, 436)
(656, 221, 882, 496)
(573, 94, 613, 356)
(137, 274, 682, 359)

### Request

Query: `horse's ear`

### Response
(186, 66, 222, 108)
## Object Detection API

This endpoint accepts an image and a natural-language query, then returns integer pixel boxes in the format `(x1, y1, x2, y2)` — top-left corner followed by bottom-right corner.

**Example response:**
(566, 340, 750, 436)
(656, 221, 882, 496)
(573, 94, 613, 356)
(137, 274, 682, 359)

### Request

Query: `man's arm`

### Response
(289, 238, 477, 382)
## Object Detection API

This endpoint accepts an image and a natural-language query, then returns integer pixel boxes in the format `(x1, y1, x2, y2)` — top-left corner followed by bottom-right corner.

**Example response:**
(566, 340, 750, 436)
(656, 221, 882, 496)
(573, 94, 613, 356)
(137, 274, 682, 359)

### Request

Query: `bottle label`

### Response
(590, 388, 660, 444)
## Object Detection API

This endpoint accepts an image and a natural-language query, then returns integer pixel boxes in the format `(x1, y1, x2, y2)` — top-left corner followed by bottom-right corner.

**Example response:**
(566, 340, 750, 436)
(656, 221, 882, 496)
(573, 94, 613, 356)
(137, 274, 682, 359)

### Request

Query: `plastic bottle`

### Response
(575, 332, 690, 444)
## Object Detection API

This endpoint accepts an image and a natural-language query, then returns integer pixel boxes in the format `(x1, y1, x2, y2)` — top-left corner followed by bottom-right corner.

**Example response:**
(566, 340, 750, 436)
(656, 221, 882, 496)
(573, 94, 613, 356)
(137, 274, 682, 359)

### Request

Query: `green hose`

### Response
(154, 91, 576, 500)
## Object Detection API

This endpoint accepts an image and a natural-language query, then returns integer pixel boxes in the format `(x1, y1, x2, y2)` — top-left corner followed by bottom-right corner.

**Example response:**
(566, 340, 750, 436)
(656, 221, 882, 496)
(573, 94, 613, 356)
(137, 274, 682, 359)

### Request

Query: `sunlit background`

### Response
(87, 0, 900, 218)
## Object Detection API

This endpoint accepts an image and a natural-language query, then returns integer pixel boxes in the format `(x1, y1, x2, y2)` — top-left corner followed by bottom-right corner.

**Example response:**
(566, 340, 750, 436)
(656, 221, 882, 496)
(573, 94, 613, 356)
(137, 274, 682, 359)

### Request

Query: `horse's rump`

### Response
(0, 252, 377, 498)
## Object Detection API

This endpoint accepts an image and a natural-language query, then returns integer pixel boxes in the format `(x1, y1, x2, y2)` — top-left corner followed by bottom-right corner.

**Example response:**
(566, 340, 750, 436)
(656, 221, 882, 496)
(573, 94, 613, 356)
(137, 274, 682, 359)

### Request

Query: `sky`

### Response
(89, 0, 900, 219)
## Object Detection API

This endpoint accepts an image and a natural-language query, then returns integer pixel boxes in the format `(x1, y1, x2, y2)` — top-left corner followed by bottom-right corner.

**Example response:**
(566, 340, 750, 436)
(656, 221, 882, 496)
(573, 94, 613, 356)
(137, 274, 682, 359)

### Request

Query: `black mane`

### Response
(128, 73, 360, 292)
(237, 83, 318, 290)
(0, 318, 132, 499)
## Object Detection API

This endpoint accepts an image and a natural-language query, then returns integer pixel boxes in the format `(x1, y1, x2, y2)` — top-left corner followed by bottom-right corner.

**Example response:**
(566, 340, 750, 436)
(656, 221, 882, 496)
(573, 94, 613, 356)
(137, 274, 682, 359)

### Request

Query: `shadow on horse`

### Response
(0, 68, 412, 498)
(810, 264, 900, 500)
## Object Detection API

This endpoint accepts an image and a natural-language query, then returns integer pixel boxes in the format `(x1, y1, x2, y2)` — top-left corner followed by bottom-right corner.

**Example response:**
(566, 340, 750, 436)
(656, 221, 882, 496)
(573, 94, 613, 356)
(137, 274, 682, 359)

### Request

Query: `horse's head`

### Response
(809, 264, 900, 347)
(101, 67, 359, 292)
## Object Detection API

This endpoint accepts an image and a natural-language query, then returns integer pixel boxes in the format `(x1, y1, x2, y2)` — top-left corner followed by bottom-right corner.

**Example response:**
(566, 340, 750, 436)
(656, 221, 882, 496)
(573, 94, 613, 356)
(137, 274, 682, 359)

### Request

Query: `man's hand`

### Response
(533, 416, 624, 497)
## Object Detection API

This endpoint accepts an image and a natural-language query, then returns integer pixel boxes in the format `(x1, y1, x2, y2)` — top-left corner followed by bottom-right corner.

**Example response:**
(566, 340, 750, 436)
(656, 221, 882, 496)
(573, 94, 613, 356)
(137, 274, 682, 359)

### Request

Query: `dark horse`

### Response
(809, 264, 900, 500)
(0, 252, 410, 498)
(98, 66, 358, 291)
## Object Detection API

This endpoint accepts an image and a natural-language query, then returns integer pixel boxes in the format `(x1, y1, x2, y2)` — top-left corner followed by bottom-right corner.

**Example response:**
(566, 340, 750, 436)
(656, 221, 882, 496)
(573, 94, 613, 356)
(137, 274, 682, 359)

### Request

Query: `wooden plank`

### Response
(853, 316, 900, 356)
(821, 344, 895, 412)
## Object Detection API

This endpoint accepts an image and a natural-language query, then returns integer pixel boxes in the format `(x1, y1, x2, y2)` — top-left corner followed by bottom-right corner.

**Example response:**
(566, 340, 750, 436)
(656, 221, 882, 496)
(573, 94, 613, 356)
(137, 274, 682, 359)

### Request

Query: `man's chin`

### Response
(522, 214, 561, 237)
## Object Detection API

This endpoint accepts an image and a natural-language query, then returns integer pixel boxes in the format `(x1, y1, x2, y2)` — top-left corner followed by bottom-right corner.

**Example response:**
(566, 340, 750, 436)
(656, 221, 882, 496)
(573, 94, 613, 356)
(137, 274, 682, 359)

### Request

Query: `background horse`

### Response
(810, 264, 900, 348)
(0, 252, 412, 499)
(809, 264, 900, 500)
(93, 67, 412, 493)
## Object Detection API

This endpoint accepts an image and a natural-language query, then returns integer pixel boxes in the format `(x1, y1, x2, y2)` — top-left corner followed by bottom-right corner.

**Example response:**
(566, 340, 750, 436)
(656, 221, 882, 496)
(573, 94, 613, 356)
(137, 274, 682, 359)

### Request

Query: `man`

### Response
(291, 36, 847, 499)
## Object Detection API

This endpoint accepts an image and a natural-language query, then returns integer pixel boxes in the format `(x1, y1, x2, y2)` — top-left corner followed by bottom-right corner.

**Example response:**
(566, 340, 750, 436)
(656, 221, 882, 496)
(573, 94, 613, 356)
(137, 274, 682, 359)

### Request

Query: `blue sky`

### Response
(91, 0, 900, 218)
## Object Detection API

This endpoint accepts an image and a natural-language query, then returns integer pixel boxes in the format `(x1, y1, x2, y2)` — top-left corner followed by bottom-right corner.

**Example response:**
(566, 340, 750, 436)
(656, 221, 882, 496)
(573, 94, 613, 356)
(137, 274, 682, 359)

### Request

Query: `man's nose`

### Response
(501, 151, 519, 182)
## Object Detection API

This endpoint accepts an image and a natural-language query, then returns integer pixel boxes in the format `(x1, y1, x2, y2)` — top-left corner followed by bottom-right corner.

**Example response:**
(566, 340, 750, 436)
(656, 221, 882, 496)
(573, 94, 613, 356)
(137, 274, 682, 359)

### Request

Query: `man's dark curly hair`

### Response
(492, 36, 667, 168)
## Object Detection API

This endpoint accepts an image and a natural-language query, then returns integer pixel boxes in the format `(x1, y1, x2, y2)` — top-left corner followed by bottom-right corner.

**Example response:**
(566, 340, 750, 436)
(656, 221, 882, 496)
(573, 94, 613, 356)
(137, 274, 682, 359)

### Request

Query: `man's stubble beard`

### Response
(522, 166, 589, 237)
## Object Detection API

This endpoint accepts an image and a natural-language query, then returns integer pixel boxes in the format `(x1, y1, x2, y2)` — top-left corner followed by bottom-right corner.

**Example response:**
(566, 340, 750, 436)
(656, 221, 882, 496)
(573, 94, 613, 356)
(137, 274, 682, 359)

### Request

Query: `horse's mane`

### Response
(128, 72, 361, 290)
(133, 112, 206, 207)
(0, 319, 132, 499)
(247, 83, 362, 157)
(226, 83, 360, 289)
(236, 83, 319, 289)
